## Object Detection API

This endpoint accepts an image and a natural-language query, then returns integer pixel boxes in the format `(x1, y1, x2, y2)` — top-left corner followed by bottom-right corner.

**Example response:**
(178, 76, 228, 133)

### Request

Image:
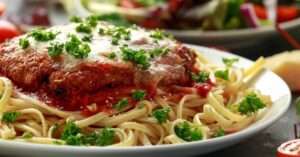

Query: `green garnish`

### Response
(152, 108, 170, 124)
(237, 93, 266, 115)
(222, 57, 239, 67)
(111, 37, 119, 45)
(214, 69, 229, 80)
(5, 39, 10, 44)
(149, 48, 169, 58)
(21, 131, 33, 139)
(47, 43, 64, 58)
(115, 98, 128, 111)
(137, 104, 145, 109)
(82, 35, 93, 42)
(75, 24, 92, 34)
(213, 127, 226, 137)
(53, 140, 63, 145)
(19, 38, 29, 49)
(65, 34, 91, 59)
(61, 121, 83, 146)
(99, 28, 105, 35)
(174, 121, 203, 142)
(28, 29, 56, 41)
(191, 72, 210, 83)
(120, 46, 150, 69)
(2, 112, 21, 123)
(86, 15, 98, 27)
(85, 127, 116, 146)
(131, 90, 146, 101)
(69, 16, 82, 23)
(108, 52, 116, 59)
(150, 29, 164, 40)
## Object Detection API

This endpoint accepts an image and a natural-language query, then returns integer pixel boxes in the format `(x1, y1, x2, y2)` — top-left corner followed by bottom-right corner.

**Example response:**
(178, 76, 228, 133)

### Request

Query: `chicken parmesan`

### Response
(0, 16, 271, 147)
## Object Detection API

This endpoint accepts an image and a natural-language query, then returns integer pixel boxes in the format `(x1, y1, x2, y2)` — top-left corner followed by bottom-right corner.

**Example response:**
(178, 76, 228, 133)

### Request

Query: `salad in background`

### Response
(62, 0, 300, 30)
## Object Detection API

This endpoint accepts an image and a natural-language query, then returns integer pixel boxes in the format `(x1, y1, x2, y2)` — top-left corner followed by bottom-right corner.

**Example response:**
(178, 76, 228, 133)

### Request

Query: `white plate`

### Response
(0, 45, 291, 157)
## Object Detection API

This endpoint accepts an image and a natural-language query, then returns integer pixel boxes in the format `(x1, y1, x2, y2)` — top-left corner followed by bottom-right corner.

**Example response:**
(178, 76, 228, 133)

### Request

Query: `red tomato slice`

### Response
(119, 0, 141, 8)
(277, 6, 299, 23)
(278, 139, 300, 157)
(253, 5, 299, 23)
(0, 20, 20, 43)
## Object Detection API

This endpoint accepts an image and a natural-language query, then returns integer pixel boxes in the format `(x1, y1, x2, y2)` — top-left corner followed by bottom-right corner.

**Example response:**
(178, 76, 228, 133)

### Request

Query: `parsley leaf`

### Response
(152, 108, 170, 124)
(174, 121, 203, 142)
(86, 15, 98, 27)
(222, 57, 239, 67)
(65, 34, 91, 59)
(28, 29, 56, 41)
(213, 127, 226, 137)
(19, 38, 29, 49)
(150, 29, 164, 40)
(191, 72, 210, 83)
(70, 16, 82, 23)
(214, 69, 229, 80)
(120, 46, 150, 68)
(85, 127, 116, 146)
(82, 35, 93, 42)
(21, 131, 33, 139)
(115, 98, 128, 111)
(108, 52, 116, 59)
(237, 93, 266, 115)
(131, 90, 146, 101)
(149, 48, 169, 58)
(61, 121, 83, 145)
(75, 24, 92, 34)
(2, 112, 21, 123)
(47, 42, 64, 58)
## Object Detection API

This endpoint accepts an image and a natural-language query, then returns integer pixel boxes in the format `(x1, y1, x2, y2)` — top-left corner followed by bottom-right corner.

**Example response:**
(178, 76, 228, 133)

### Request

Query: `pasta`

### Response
(0, 54, 271, 146)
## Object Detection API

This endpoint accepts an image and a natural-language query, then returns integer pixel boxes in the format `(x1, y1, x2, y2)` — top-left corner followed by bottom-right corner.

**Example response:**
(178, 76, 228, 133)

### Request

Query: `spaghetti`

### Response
(0, 54, 271, 146)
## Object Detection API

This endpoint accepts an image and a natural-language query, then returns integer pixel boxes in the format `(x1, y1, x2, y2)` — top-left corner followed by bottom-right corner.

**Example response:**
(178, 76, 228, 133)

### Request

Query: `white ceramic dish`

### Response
(0, 45, 291, 157)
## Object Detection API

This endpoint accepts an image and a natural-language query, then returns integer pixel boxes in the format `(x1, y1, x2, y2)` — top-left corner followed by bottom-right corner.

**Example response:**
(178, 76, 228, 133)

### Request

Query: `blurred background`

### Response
(0, 0, 300, 59)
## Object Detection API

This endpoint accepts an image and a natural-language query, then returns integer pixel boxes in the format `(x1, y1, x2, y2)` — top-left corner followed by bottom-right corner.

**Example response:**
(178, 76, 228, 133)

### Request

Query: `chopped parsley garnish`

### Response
(152, 108, 170, 124)
(65, 34, 91, 59)
(213, 127, 226, 137)
(149, 48, 169, 58)
(115, 98, 128, 111)
(222, 57, 239, 67)
(111, 37, 119, 45)
(28, 29, 56, 41)
(99, 28, 105, 35)
(19, 38, 29, 49)
(191, 72, 210, 83)
(53, 140, 63, 145)
(82, 35, 93, 42)
(2, 112, 21, 123)
(75, 24, 92, 34)
(86, 15, 98, 27)
(131, 90, 146, 101)
(21, 131, 33, 139)
(120, 46, 150, 69)
(150, 29, 164, 40)
(69, 16, 82, 23)
(237, 93, 266, 115)
(85, 127, 116, 146)
(61, 121, 83, 146)
(5, 39, 10, 44)
(214, 69, 229, 80)
(174, 121, 203, 142)
(47, 42, 64, 58)
(108, 52, 116, 59)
